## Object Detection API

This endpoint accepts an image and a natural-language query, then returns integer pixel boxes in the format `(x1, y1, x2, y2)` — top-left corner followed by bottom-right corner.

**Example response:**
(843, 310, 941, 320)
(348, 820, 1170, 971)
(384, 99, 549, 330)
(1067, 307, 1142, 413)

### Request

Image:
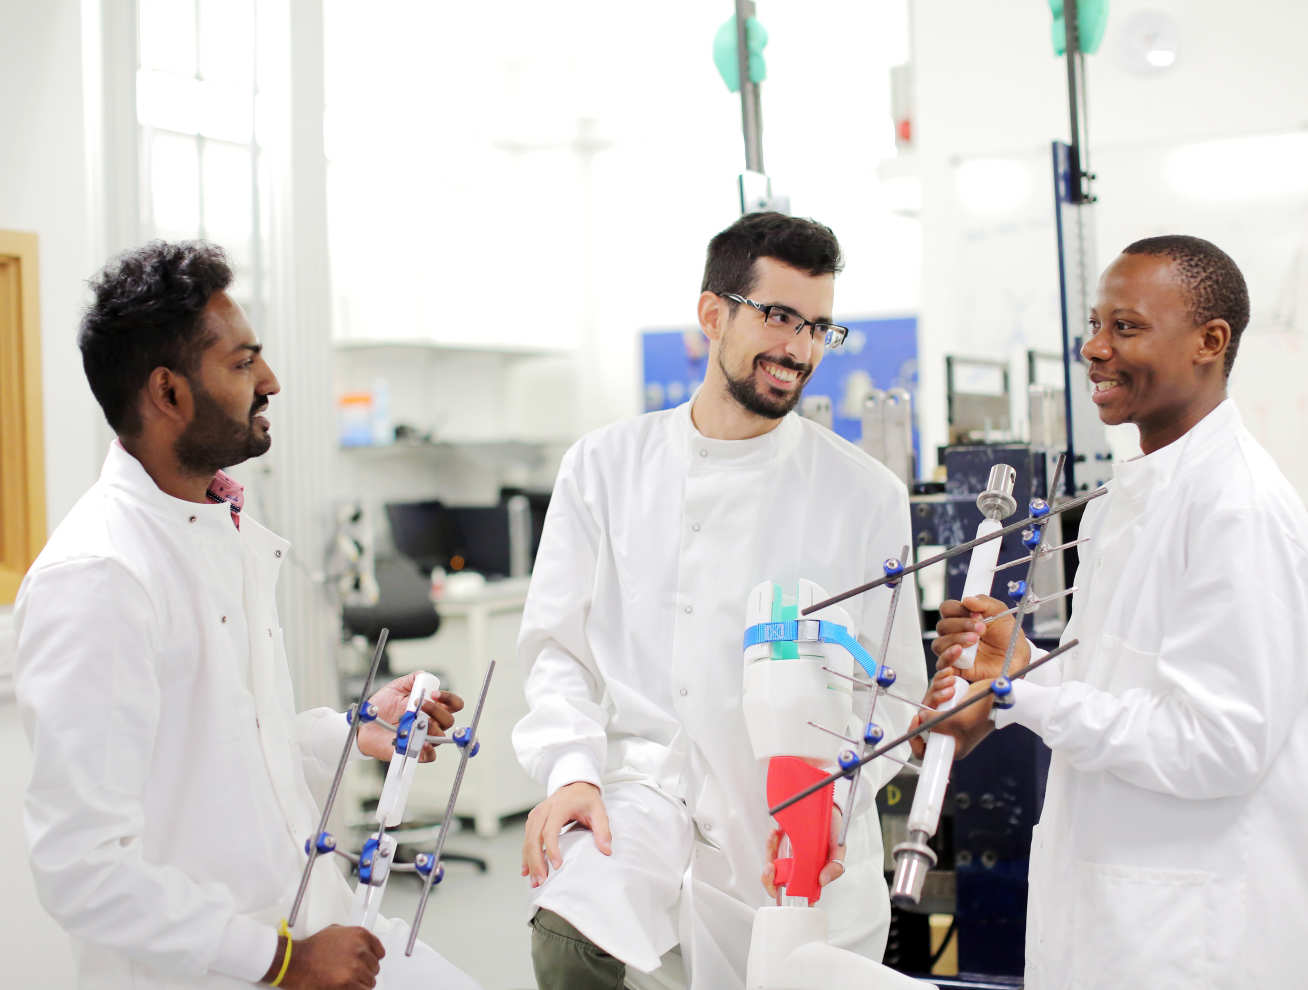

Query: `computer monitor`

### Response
(384, 494, 546, 578)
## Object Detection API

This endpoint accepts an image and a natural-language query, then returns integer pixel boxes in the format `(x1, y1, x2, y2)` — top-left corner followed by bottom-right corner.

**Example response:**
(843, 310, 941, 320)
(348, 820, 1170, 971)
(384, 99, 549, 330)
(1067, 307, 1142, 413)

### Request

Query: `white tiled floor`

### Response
(378, 815, 537, 990)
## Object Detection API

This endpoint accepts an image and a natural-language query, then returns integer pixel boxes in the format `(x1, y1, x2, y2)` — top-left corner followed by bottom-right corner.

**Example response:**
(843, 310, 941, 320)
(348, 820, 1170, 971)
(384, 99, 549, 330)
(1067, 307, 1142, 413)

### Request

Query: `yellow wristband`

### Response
(271, 919, 293, 987)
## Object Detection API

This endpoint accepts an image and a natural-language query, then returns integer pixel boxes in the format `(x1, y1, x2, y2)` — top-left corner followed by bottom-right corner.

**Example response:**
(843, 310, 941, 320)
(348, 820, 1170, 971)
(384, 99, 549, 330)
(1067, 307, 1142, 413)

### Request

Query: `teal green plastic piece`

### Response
(713, 15, 769, 93)
(769, 584, 800, 660)
(1048, 0, 1109, 56)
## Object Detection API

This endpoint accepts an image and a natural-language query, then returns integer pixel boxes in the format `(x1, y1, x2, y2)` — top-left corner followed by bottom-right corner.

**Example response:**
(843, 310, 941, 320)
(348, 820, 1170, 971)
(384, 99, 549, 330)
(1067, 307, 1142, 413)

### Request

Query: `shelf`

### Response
(331, 338, 571, 358)
(339, 437, 569, 467)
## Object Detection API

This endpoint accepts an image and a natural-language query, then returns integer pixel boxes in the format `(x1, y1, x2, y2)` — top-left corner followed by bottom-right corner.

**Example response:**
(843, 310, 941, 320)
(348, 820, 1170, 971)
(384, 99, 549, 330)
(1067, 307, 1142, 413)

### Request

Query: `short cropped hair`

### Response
(701, 212, 843, 300)
(1122, 235, 1250, 377)
(79, 241, 233, 434)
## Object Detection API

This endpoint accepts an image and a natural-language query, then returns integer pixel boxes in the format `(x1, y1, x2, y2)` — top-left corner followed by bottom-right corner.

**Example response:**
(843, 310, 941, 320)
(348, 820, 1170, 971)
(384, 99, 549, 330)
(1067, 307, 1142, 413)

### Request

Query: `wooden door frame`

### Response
(0, 230, 47, 603)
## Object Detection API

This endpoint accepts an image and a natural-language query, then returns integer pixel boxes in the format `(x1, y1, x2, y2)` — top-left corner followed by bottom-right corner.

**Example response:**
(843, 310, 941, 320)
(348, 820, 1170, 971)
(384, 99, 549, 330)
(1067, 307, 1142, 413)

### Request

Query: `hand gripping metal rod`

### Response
(837, 544, 909, 848)
(405, 658, 496, 955)
(769, 639, 1080, 817)
(288, 628, 390, 929)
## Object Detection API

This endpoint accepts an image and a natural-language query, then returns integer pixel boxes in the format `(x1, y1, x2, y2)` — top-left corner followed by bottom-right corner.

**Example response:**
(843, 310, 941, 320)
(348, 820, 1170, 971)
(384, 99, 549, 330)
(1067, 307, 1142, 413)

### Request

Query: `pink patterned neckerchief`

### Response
(205, 470, 245, 529)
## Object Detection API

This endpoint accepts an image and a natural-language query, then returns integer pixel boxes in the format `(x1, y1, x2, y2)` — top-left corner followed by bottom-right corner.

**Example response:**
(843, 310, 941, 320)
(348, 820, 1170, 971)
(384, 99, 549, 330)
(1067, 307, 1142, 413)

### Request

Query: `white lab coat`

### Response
(513, 401, 926, 989)
(995, 400, 1308, 989)
(15, 443, 479, 990)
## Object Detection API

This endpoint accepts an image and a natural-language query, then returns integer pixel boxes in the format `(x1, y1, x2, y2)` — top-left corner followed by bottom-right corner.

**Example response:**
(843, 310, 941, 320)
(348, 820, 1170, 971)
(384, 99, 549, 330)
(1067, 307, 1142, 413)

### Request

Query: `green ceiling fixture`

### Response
(1049, 0, 1109, 56)
(713, 14, 769, 93)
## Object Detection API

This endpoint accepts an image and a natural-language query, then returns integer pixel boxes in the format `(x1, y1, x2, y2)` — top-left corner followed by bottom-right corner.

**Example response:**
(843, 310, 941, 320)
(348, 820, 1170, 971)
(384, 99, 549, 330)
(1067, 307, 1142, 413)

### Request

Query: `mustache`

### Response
(755, 354, 813, 376)
(250, 399, 269, 417)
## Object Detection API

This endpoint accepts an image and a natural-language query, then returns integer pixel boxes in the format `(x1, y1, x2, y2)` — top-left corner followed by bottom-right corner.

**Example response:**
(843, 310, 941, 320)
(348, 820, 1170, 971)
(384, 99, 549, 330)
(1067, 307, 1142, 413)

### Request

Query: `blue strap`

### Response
(742, 620, 881, 680)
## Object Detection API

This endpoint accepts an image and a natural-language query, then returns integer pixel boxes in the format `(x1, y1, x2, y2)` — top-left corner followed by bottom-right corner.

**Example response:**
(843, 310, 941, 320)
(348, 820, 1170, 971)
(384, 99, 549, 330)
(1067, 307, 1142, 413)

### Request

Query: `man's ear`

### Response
(143, 367, 193, 426)
(698, 291, 726, 344)
(1195, 318, 1231, 370)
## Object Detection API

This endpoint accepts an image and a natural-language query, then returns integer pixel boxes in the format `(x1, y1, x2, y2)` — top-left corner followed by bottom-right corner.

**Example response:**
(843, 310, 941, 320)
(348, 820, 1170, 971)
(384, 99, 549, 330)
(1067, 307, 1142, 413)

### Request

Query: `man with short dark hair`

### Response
(924, 235, 1308, 988)
(16, 241, 482, 990)
(514, 213, 926, 990)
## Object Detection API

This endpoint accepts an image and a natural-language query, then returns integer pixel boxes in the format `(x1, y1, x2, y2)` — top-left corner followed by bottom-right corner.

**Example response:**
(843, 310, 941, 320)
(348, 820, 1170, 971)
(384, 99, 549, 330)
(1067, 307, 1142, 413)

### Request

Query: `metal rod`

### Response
(801, 487, 1106, 615)
(406, 659, 496, 955)
(806, 720, 859, 746)
(839, 545, 908, 847)
(288, 628, 389, 928)
(984, 586, 1079, 624)
(734, 0, 763, 173)
(768, 639, 1080, 816)
(992, 537, 1090, 573)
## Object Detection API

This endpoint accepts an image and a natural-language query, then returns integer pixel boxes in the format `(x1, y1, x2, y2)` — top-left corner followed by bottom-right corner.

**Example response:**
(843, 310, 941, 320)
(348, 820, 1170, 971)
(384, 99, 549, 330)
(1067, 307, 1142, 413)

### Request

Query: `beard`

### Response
(174, 383, 270, 475)
(720, 348, 812, 420)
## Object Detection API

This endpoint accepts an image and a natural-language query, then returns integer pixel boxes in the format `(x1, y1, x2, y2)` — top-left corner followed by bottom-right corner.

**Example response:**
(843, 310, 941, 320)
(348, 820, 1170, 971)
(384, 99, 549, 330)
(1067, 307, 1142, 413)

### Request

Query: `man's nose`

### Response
(1081, 325, 1111, 362)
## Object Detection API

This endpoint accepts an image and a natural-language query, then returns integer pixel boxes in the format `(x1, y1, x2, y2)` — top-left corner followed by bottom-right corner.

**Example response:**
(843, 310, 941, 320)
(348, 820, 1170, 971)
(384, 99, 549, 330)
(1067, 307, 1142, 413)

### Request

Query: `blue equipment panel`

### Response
(640, 316, 919, 451)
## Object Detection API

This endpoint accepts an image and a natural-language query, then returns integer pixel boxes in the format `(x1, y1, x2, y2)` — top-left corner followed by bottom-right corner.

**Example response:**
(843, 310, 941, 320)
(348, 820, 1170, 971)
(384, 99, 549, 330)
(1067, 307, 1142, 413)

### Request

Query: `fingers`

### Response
(761, 861, 778, 899)
(542, 809, 565, 870)
(420, 697, 455, 733)
(819, 842, 847, 887)
(521, 807, 548, 884)
(364, 928, 385, 960)
(588, 799, 613, 856)
(438, 690, 465, 713)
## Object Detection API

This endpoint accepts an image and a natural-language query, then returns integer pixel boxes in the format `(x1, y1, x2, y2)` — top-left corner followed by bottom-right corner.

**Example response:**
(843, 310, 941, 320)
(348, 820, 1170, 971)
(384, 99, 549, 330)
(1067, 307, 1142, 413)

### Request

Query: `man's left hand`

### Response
(761, 806, 846, 900)
(355, 673, 465, 762)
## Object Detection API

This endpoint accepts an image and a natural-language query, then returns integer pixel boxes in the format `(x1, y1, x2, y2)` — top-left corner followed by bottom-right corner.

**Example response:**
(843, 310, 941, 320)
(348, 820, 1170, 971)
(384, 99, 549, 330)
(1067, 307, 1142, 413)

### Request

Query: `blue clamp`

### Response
(1021, 526, 1044, 549)
(1007, 580, 1027, 601)
(453, 726, 481, 757)
(304, 831, 336, 856)
(394, 710, 420, 755)
(415, 854, 445, 884)
(991, 677, 1015, 710)
(742, 619, 881, 681)
(882, 557, 904, 587)
(346, 702, 379, 726)
(864, 723, 884, 746)
(837, 749, 862, 775)
(358, 836, 381, 886)
(875, 666, 897, 689)
(1029, 497, 1051, 519)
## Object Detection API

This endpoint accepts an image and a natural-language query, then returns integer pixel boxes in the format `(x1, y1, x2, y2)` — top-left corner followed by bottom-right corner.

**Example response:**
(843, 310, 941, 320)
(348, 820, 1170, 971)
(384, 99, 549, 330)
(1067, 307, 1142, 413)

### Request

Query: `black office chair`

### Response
(340, 555, 488, 875)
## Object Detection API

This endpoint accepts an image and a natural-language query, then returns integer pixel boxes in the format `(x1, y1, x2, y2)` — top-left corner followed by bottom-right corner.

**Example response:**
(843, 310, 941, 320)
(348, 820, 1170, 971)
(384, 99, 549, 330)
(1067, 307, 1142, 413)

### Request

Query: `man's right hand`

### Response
(270, 924, 385, 989)
(521, 781, 612, 887)
(933, 594, 1031, 681)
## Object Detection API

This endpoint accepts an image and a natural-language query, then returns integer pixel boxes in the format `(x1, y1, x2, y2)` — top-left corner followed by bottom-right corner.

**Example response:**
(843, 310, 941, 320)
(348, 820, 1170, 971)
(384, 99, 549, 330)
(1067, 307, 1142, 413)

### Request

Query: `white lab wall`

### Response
(0, 0, 95, 980)
(914, 0, 1308, 492)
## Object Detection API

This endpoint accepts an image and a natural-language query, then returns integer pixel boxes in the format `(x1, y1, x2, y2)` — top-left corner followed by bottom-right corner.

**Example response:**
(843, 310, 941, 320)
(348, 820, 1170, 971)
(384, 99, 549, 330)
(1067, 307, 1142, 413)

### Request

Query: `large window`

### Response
(136, 0, 264, 324)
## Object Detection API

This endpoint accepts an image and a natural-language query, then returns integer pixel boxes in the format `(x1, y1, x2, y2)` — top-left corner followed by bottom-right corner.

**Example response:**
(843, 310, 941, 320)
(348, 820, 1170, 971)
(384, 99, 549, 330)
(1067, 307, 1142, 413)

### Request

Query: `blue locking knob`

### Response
(1022, 526, 1044, 549)
(304, 831, 336, 856)
(991, 676, 1015, 710)
(358, 836, 381, 885)
(453, 727, 480, 757)
(1029, 497, 1051, 519)
(1007, 580, 1027, 601)
(394, 710, 420, 755)
(838, 749, 861, 775)
(346, 701, 379, 726)
(876, 666, 897, 689)
(882, 557, 904, 587)
(864, 723, 885, 746)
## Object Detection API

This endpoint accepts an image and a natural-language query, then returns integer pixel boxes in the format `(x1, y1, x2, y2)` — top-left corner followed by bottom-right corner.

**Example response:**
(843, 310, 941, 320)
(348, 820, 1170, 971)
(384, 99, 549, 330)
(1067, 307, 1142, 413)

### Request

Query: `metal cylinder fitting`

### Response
(976, 464, 1018, 521)
(890, 830, 938, 906)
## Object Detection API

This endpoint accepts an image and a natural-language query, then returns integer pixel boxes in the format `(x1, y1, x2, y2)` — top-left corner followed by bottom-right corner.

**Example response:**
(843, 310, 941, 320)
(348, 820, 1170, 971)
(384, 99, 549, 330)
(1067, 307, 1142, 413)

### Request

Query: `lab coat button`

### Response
(680, 687, 689, 697)
(699, 449, 708, 458)
(221, 615, 228, 623)
(703, 822, 713, 831)
(684, 605, 693, 614)
(188, 515, 197, 523)
(274, 549, 283, 558)
(691, 523, 701, 532)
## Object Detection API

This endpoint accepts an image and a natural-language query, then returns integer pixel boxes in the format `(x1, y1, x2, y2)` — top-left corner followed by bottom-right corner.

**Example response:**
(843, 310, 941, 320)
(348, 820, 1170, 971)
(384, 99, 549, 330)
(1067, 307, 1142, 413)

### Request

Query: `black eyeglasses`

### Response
(719, 293, 849, 349)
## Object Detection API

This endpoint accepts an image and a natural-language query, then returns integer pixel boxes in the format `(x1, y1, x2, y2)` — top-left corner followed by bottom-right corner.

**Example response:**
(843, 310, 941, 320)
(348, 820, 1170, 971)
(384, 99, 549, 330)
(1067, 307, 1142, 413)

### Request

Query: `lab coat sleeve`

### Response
(16, 558, 277, 983)
(996, 505, 1308, 800)
(512, 444, 611, 796)
(295, 705, 361, 800)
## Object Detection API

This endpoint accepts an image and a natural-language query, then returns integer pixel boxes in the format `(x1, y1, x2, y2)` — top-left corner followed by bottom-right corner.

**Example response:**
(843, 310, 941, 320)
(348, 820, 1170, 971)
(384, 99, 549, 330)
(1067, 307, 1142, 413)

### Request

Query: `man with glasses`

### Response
(514, 212, 925, 990)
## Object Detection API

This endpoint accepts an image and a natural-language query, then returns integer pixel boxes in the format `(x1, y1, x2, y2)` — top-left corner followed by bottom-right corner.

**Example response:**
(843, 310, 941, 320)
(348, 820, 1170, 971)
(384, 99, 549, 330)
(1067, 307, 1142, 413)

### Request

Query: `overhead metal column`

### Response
(734, 0, 764, 173)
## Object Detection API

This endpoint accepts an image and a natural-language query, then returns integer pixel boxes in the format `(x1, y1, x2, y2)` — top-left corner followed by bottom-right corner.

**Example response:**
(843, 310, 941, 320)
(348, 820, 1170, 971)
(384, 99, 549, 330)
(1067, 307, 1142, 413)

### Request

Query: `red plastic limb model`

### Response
(766, 755, 834, 905)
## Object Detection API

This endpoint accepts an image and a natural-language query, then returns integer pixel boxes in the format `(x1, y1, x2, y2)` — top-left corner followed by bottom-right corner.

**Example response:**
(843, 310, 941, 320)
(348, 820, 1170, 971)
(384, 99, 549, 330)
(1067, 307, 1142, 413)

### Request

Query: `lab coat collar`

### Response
(1113, 398, 1240, 500)
(99, 441, 287, 557)
(674, 394, 802, 466)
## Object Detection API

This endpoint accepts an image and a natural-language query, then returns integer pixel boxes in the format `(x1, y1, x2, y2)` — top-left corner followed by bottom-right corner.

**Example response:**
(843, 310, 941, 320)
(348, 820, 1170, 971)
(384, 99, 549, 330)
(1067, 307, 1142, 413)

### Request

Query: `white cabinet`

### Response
(385, 578, 543, 836)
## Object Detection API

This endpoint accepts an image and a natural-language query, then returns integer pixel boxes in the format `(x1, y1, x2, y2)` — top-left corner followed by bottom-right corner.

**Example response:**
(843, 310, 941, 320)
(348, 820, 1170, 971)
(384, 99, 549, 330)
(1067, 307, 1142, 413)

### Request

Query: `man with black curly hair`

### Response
(16, 241, 482, 990)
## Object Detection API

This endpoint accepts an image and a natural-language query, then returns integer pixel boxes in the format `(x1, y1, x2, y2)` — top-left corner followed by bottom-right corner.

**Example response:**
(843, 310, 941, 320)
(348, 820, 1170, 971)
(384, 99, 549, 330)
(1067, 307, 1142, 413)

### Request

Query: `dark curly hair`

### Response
(1122, 235, 1250, 377)
(79, 241, 233, 435)
(700, 212, 843, 301)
